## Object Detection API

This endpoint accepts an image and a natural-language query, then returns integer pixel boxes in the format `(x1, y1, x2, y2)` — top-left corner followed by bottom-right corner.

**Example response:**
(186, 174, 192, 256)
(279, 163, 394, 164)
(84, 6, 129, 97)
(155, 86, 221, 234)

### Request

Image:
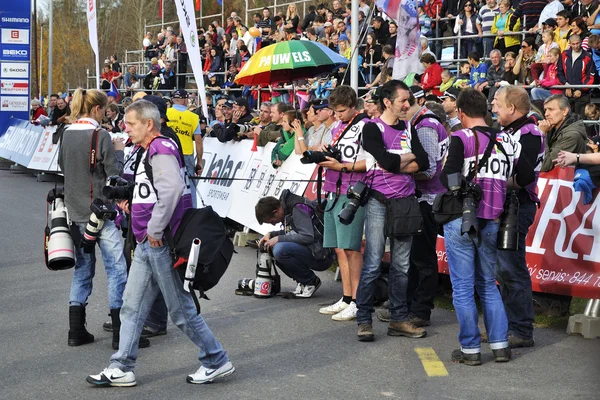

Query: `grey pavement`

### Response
(0, 169, 599, 400)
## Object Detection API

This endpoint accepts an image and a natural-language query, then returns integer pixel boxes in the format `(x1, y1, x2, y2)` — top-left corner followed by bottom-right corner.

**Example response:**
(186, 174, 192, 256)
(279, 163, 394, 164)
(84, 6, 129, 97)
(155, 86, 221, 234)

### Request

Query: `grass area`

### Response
(434, 293, 591, 330)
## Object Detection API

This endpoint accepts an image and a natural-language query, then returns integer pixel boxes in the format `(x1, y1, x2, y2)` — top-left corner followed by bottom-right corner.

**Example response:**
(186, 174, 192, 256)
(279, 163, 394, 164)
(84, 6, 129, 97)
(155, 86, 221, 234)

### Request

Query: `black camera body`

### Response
(300, 145, 342, 164)
(103, 176, 135, 201)
(80, 199, 118, 253)
(447, 173, 482, 239)
(338, 180, 370, 225)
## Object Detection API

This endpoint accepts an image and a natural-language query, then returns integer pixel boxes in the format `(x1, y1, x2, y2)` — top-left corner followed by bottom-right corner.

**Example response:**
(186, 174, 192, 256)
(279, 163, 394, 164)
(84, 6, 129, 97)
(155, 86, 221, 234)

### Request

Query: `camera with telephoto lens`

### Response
(447, 173, 482, 239)
(300, 145, 342, 164)
(80, 199, 118, 253)
(103, 176, 135, 201)
(235, 124, 255, 135)
(497, 191, 519, 251)
(45, 187, 76, 270)
(338, 180, 370, 225)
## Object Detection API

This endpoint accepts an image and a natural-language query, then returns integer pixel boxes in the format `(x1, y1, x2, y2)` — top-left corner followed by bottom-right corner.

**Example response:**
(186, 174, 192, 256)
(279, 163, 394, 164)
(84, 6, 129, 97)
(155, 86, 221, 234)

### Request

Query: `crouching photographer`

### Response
(437, 89, 523, 366)
(57, 88, 128, 348)
(355, 80, 430, 342)
(255, 190, 334, 298)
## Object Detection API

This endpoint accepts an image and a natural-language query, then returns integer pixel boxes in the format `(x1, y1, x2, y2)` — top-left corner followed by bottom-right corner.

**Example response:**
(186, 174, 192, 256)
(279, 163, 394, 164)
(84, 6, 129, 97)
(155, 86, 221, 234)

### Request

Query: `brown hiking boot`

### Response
(357, 324, 375, 342)
(377, 309, 391, 322)
(408, 315, 431, 327)
(387, 320, 427, 338)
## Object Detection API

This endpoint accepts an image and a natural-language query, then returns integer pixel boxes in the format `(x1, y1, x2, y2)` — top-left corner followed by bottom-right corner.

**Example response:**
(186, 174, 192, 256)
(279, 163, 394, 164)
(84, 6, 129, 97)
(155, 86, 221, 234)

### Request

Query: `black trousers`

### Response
(568, 94, 590, 117)
(407, 201, 439, 320)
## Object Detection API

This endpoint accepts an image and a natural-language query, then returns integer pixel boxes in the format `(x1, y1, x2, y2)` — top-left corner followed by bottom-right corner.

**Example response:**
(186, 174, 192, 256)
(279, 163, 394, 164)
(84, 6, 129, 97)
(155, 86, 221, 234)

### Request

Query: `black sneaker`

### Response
(508, 335, 534, 349)
(141, 325, 167, 338)
(409, 315, 431, 327)
(357, 324, 375, 342)
(103, 320, 113, 332)
(377, 309, 390, 322)
(493, 347, 512, 362)
(451, 349, 482, 366)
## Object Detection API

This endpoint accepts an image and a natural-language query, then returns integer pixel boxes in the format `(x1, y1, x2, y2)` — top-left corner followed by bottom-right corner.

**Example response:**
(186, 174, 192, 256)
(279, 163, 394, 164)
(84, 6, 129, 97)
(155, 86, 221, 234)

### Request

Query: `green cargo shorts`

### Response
(323, 193, 365, 252)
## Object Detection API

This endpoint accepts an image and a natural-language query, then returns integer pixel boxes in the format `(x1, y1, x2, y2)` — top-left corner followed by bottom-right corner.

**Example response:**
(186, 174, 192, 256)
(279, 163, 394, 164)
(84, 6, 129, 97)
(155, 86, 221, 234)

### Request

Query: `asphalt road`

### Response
(0, 169, 599, 400)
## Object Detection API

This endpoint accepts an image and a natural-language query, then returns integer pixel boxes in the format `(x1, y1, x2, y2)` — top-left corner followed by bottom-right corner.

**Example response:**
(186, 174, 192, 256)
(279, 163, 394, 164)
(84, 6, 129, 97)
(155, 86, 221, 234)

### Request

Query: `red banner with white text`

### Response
(435, 167, 600, 299)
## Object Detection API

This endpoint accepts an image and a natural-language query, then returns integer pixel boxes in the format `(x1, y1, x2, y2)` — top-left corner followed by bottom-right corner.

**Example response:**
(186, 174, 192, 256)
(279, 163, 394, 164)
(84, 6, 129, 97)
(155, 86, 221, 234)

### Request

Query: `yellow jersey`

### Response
(166, 106, 200, 155)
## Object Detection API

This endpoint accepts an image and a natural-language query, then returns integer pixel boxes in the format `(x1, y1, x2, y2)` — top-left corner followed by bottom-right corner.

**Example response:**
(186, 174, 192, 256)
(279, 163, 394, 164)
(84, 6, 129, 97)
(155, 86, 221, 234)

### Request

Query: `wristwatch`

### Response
(340, 166, 349, 173)
(576, 153, 580, 164)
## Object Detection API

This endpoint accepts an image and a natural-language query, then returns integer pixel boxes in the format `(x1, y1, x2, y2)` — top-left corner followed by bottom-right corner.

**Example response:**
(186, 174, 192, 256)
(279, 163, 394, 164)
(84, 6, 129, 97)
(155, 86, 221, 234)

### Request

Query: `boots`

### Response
(68, 305, 95, 346)
(110, 308, 150, 350)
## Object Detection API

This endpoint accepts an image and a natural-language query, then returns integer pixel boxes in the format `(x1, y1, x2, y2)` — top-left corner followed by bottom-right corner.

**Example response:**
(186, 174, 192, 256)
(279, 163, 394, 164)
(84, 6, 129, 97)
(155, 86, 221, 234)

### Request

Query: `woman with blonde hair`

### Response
(491, 0, 521, 55)
(59, 88, 147, 350)
(284, 3, 300, 38)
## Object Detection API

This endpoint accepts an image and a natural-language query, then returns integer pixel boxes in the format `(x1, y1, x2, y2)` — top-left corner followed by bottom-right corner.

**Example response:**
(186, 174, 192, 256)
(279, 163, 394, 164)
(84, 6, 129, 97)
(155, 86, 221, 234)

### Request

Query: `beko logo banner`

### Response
(1, 63, 29, 78)
(1, 29, 30, 45)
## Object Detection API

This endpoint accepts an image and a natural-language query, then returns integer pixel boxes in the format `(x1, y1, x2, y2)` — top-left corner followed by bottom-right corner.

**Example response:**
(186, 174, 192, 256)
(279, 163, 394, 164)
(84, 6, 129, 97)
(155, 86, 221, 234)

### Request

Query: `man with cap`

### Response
(364, 89, 383, 118)
(166, 89, 203, 208)
(410, 85, 427, 107)
(213, 97, 255, 142)
(441, 88, 463, 132)
(532, 0, 564, 33)
(377, 83, 449, 327)
(143, 65, 161, 91)
(296, 99, 336, 153)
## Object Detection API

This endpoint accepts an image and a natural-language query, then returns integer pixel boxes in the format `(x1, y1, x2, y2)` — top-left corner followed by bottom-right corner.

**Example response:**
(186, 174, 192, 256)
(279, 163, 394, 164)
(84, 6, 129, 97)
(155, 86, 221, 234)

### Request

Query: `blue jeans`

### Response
(531, 88, 553, 101)
(356, 198, 412, 325)
(109, 241, 229, 372)
(184, 154, 198, 208)
(272, 242, 331, 285)
(70, 220, 127, 310)
(144, 292, 168, 332)
(495, 201, 536, 340)
(444, 218, 509, 353)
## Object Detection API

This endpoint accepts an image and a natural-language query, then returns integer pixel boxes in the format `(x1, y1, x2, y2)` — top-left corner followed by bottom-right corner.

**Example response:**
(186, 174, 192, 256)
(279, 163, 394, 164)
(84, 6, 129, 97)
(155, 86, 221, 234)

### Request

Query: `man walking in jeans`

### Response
(87, 100, 234, 387)
(356, 80, 430, 342)
(492, 86, 545, 348)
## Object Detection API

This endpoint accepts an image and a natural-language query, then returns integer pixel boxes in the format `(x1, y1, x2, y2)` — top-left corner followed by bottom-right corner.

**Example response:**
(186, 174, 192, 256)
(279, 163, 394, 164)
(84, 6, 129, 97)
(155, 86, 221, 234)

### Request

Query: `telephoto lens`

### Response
(497, 191, 520, 251)
(47, 197, 76, 270)
(338, 181, 369, 225)
(460, 193, 479, 239)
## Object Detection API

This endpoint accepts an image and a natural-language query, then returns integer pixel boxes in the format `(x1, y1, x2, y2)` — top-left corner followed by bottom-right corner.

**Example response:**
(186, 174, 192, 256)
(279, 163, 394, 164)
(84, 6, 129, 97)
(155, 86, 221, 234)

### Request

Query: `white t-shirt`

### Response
(143, 38, 152, 49)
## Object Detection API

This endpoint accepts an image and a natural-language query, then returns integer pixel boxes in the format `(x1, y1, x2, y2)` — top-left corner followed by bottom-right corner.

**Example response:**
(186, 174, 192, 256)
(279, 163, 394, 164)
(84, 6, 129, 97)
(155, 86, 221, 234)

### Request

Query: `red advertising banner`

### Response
(436, 167, 600, 299)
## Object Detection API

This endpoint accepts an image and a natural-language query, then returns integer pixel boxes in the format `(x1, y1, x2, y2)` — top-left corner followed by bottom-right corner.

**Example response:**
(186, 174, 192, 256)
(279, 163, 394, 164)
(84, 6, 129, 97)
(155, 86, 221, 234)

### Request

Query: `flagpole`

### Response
(161, 0, 164, 29)
(350, 0, 359, 91)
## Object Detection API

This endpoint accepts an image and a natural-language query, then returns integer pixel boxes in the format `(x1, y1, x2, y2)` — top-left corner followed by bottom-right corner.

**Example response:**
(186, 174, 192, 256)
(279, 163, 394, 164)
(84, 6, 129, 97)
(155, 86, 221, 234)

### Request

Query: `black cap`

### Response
(543, 18, 558, 27)
(312, 99, 329, 109)
(410, 85, 425, 99)
(233, 97, 249, 110)
(144, 95, 169, 121)
(424, 94, 442, 103)
(172, 89, 189, 99)
(222, 99, 234, 108)
(441, 87, 461, 100)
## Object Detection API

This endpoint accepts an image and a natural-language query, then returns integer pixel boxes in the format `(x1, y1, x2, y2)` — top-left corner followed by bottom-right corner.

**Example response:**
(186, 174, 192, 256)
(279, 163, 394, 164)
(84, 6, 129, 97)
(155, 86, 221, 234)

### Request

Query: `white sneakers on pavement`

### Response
(86, 368, 137, 387)
(332, 301, 357, 321)
(319, 298, 349, 315)
(186, 361, 236, 384)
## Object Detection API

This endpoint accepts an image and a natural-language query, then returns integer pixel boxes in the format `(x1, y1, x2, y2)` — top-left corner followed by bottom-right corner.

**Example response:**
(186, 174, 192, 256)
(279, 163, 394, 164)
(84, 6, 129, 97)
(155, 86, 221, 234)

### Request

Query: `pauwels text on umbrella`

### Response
(258, 52, 312, 68)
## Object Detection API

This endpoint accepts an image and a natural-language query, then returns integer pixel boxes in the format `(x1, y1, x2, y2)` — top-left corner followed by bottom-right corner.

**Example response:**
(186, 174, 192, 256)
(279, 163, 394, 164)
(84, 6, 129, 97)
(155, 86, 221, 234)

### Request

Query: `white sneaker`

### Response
(332, 301, 357, 321)
(186, 361, 235, 384)
(295, 277, 322, 298)
(293, 282, 304, 296)
(86, 368, 136, 387)
(319, 298, 349, 315)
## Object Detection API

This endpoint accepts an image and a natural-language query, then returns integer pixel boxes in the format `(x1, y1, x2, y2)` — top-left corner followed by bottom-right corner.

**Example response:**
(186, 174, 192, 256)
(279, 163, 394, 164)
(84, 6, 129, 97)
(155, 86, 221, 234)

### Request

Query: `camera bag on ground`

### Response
(281, 189, 333, 261)
(137, 135, 234, 313)
(432, 127, 497, 226)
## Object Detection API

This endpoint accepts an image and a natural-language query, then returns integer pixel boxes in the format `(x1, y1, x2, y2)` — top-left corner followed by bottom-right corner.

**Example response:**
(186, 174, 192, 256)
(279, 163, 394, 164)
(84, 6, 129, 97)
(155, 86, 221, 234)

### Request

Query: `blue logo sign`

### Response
(0, 45, 29, 61)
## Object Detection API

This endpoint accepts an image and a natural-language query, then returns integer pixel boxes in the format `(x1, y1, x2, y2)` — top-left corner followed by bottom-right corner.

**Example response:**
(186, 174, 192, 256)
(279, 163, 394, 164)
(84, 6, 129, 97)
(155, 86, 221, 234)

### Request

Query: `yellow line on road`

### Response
(414, 347, 449, 377)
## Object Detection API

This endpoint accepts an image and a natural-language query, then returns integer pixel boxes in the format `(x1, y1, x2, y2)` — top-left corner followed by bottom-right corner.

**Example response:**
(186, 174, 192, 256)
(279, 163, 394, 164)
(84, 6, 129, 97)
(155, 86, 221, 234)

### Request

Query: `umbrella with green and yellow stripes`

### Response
(234, 40, 350, 86)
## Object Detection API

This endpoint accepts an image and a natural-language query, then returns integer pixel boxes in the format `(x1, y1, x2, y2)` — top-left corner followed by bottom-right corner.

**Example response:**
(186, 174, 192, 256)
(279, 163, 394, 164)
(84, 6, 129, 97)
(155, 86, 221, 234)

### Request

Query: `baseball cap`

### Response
(222, 99, 234, 108)
(208, 72, 216, 79)
(107, 91, 118, 99)
(144, 95, 169, 121)
(312, 99, 329, 109)
(365, 87, 382, 103)
(410, 85, 425, 99)
(151, 65, 160, 72)
(543, 18, 558, 28)
(233, 97, 249, 110)
(172, 89, 189, 99)
(440, 87, 460, 100)
(424, 94, 442, 103)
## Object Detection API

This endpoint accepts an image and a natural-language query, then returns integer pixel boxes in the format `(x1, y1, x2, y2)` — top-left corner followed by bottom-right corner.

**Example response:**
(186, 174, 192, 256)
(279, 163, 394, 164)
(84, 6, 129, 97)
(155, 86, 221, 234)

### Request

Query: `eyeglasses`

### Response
(521, 44, 529, 48)
(465, 4, 473, 7)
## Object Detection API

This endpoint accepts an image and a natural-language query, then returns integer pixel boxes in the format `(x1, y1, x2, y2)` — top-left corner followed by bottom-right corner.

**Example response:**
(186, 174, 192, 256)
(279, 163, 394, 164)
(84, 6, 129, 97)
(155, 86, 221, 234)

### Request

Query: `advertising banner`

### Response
(435, 167, 600, 299)
(27, 126, 59, 171)
(174, 0, 209, 119)
(85, 0, 100, 89)
(0, 118, 44, 166)
(0, 2, 31, 133)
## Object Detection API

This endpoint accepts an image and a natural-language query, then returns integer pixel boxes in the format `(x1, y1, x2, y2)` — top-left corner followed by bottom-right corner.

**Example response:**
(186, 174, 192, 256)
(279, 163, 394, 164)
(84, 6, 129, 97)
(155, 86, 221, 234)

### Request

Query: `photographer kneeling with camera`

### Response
(438, 89, 524, 366)
(255, 190, 333, 298)
(355, 80, 430, 342)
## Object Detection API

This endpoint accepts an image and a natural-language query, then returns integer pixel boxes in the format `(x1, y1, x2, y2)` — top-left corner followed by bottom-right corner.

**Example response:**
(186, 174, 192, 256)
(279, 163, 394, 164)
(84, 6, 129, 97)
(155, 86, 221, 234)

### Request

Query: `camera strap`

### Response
(467, 127, 496, 182)
(88, 128, 101, 203)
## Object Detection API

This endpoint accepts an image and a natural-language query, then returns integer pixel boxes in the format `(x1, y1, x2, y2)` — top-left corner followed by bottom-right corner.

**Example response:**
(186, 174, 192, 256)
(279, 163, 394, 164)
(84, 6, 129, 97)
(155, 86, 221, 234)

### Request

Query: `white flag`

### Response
(174, 0, 209, 119)
(86, 0, 100, 89)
